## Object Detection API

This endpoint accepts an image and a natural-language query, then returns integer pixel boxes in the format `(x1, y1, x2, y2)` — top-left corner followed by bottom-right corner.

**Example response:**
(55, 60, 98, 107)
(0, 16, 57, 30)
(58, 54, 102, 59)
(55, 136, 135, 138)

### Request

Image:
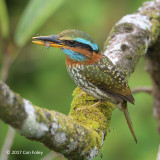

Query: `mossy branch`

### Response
(103, 0, 160, 131)
(103, 0, 160, 76)
(0, 82, 114, 160)
(0, 0, 160, 160)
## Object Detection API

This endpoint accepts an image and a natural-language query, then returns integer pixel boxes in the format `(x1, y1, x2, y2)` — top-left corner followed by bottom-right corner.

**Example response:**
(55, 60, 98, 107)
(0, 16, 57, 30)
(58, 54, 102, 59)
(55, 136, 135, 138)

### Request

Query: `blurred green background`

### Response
(0, 0, 159, 160)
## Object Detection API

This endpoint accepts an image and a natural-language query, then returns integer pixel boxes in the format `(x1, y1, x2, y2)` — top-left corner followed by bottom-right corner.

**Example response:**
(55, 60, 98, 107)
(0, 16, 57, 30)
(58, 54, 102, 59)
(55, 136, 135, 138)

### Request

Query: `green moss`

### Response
(125, 55, 133, 61)
(104, 23, 134, 49)
(115, 23, 133, 33)
(136, 44, 146, 56)
(69, 87, 115, 149)
(141, 6, 160, 45)
(34, 106, 52, 128)
(151, 19, 160, 44)
(103, 31, 114, 47)
(35, 106, 45, 122)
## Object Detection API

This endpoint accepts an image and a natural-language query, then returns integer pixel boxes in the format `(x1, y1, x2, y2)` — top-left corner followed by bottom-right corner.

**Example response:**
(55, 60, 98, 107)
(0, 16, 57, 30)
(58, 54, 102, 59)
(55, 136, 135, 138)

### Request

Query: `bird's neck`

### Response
(66, 52, 103, 67)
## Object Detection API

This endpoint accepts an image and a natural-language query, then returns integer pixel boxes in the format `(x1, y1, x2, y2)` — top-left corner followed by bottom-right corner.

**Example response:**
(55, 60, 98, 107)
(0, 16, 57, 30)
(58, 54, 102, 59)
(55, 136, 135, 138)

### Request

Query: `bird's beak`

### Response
(32, 35, 63, 48)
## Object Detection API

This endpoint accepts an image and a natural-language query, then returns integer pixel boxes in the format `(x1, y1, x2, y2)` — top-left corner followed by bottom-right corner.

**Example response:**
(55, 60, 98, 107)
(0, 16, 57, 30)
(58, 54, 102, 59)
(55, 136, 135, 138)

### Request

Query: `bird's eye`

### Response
(65, 40, 77, 47)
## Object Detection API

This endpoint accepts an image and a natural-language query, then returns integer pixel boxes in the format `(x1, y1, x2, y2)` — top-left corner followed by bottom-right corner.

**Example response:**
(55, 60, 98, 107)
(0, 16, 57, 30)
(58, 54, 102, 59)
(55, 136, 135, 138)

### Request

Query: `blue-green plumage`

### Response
(62, 48, 86, 61)
(74, 38, 98, 51)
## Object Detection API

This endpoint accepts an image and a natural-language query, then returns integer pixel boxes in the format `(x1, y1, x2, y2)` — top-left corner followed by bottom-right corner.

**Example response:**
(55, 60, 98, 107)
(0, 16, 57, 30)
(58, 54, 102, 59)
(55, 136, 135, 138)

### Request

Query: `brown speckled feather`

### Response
(82, 56, 134, 104)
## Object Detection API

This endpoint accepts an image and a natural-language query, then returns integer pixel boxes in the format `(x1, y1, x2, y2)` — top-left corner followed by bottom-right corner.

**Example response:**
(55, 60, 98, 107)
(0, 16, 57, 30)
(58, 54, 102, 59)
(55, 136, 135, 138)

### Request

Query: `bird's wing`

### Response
(82, 59, 134, 104)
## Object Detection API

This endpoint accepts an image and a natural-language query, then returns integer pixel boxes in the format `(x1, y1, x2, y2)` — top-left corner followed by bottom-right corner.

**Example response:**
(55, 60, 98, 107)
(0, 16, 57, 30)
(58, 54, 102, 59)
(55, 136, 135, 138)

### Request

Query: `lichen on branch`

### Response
(0, 81, 114, 160)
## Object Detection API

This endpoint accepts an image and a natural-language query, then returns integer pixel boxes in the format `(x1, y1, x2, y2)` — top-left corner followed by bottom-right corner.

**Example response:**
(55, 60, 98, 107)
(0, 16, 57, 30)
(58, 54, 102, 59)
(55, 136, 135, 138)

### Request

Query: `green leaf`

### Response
(14, 0, 64, 47)
(0, 0, 9, 38)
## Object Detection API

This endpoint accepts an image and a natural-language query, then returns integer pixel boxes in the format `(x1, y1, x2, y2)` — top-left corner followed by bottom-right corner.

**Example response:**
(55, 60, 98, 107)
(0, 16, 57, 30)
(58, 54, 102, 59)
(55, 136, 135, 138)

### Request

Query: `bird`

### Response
(32, 29, 137, 143)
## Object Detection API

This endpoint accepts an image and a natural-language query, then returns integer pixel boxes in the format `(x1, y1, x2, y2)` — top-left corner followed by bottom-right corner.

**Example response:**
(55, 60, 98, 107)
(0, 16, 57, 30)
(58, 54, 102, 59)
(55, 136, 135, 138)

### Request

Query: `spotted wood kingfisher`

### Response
(32, 29, 137, 143)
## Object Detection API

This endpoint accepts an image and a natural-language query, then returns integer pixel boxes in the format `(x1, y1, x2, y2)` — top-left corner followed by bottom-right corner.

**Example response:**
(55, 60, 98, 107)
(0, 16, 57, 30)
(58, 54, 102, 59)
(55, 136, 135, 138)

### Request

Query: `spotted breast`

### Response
(67, 55, 134, 104)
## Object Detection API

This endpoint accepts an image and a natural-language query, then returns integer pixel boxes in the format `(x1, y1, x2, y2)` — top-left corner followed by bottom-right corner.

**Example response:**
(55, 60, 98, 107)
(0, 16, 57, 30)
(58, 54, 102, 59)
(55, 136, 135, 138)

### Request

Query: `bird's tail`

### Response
(123, 108, 137, 143)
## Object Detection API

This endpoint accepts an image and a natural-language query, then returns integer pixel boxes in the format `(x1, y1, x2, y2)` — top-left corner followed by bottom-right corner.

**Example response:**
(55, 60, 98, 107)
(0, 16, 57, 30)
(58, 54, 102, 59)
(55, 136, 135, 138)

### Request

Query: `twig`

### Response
(0, 49, 14, 160)
(0, 43, 17, 160)
(41, 151, 59, 160)
(0, 127, 15, 160)
(132, 86, 152, 94)
(157, 145, 160, 160)
(1, 54, 10, 82)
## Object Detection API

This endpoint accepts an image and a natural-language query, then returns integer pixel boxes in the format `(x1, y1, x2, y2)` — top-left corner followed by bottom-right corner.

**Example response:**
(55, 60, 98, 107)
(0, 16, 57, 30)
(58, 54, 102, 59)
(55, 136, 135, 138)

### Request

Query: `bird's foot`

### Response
(78, 92, 88, 98)
(76, 101, 102, 111)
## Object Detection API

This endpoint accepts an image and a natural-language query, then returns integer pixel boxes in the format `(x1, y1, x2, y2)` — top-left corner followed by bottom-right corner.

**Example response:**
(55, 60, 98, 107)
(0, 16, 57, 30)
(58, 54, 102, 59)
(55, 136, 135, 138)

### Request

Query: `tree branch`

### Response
(103, 0, 160, 132)
(143, 0, 160, 131)
(132, 86, 152, 94)
(0, 82, 114, 160)
(0, 0, 160, 159)
(157, 144, 160, 160)
(104, 2, 153, 75)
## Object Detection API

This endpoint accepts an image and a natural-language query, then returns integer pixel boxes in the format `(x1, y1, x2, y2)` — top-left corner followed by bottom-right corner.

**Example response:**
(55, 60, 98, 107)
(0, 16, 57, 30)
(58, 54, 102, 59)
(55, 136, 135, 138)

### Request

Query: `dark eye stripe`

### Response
(63, 40, 99, 53)
(65, 40, 78, 47)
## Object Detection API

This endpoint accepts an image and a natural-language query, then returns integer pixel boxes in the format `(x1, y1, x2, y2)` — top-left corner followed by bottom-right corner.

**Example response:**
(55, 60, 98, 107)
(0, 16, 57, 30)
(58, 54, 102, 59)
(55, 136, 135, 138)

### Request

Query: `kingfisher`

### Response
(32, 29, 137, 143)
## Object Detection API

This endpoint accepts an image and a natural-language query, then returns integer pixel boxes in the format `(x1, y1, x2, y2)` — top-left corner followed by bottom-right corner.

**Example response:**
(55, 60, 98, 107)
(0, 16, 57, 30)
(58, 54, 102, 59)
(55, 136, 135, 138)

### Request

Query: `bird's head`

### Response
(32, 29, 102, 65)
